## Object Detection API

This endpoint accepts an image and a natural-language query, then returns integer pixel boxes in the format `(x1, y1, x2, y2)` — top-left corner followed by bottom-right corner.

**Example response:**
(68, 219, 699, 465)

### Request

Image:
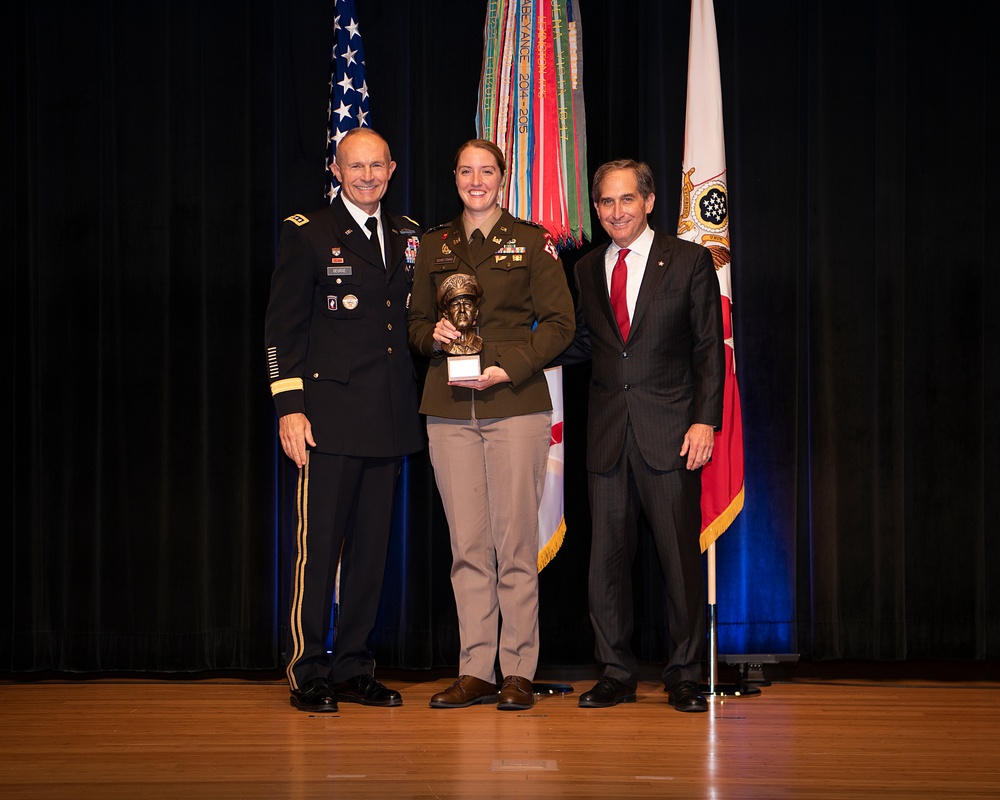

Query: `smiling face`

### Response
(593, 168, 655, 249)
(331, 129, 396, 215)
(454, 144, 504, 222)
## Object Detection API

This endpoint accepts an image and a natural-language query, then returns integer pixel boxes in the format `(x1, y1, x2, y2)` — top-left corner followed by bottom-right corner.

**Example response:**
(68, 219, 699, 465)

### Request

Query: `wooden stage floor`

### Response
(2, 664, 999, 798)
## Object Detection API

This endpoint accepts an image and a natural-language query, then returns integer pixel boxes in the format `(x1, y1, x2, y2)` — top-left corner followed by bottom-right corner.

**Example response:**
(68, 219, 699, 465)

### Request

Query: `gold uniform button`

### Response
(312, 372, 320, 378)
(387, 323, 393, 331)
(387, 347, 393, 354)
(386, 300, 391, 307)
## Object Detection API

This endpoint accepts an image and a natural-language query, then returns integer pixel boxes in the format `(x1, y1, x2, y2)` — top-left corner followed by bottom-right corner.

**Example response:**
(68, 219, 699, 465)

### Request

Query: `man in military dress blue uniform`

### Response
(264, 128, 423, 713)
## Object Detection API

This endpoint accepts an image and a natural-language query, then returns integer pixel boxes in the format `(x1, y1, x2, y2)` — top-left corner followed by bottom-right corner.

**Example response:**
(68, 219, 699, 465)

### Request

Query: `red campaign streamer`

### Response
(532, 1, 565, 239)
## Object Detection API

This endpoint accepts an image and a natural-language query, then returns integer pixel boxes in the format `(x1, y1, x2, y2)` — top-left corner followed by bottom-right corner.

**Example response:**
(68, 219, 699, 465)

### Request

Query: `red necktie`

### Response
(610, 247, 631, 340)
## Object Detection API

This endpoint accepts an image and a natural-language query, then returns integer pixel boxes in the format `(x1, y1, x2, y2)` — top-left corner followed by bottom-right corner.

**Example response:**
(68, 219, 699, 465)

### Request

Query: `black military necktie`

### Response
(366, 216, 384, 267)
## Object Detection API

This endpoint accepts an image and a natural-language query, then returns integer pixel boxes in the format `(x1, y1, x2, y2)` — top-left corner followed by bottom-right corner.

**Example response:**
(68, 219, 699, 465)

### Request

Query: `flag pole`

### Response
(702, 542, 760, 698)
(677, 0, 753, 700)
(707, 542, 719, 691)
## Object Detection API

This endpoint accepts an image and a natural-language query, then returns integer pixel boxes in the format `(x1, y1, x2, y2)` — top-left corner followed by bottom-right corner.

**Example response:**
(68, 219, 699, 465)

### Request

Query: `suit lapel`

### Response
(587, 247, 621, 340)
(629, 234, 671, 336)
(382, 211, 402, 277)
(478, 213, 515, 268)
(439, 221, 471, 267)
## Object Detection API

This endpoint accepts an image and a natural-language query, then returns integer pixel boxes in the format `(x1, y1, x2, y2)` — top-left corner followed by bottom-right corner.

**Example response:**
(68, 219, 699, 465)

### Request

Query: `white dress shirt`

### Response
(604, 223, 655, 321)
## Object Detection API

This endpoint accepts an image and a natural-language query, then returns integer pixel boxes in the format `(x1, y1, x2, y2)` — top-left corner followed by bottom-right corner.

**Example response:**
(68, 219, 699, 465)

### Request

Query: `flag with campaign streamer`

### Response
(324, 0, 371, 203)
(677, 0, 745, 552)
(476, 0, 591, 247)
(476, 1, 589, 570)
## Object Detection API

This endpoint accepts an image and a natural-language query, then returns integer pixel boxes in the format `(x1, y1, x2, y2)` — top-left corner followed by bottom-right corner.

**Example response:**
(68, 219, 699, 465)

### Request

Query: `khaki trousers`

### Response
(427, 411, 551, 682)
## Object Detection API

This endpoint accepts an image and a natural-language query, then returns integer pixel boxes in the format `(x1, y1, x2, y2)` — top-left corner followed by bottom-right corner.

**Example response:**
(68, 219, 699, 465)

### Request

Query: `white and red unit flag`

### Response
(678, 0, 745, 552)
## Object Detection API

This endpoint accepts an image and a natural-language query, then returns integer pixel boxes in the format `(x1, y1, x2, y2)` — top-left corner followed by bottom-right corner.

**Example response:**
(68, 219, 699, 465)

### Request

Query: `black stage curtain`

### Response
(8, 0, 996, 673)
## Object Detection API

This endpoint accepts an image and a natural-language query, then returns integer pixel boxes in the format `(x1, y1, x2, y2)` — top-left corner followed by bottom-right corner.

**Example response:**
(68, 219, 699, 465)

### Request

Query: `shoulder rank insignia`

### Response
(284, 214, 309, 226)
(426, 222, 451, 234)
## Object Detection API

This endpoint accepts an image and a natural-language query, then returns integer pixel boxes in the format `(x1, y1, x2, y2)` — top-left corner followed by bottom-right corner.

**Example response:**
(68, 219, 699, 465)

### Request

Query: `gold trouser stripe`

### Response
(285, 454, 310, 690)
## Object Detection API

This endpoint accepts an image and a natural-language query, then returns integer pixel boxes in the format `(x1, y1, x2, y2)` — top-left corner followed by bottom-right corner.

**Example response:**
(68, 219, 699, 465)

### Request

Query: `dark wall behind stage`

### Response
(9, 0, 997, 673)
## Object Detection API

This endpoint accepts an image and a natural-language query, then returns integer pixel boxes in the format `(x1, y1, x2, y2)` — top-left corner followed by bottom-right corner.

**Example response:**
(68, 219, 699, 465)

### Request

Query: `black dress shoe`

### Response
(666, 679, 708, 712)
(290, 678, 338, 713)
(578, 676, 636, 708)
(332, 674, 402, 707)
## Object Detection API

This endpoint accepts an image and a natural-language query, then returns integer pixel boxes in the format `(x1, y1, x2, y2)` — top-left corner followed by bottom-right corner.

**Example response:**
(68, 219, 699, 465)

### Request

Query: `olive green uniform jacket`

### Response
(408, 209, 574, 419)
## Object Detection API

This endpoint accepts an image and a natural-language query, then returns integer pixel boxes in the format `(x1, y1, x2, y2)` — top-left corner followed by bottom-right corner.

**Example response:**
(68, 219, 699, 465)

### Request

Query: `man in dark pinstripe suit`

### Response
(563, 159, 724, 712)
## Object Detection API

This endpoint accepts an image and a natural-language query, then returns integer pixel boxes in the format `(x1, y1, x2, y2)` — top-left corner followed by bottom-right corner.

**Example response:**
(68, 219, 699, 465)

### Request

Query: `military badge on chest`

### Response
(495, 239, 526, 263)
(325, 244, 360, 313)
(405, 235, 419, 282)
(326, 294, 359, 312)
(327, 248, 353, 277)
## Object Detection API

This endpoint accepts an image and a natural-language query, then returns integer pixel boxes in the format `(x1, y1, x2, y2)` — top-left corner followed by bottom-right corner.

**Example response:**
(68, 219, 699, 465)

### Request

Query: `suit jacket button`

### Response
(624, 384, 630, 391)
(622, 350, 629, 358)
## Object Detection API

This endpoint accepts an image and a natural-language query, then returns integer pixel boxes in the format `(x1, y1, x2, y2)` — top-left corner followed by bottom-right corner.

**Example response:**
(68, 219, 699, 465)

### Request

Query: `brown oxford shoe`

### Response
(497, 675, 534, 711)
(429, 675, 498, 708)
(289, 678, 338, 713)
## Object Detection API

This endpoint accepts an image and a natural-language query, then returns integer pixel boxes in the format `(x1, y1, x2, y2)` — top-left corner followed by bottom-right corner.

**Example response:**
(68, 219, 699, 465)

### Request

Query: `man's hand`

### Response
(278, 412, 315, 468)
(680, 423, 715, 470)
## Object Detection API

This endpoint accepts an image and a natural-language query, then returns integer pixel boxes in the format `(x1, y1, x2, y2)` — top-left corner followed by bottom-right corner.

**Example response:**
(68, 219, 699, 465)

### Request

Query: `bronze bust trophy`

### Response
(437, 273, 483, 380)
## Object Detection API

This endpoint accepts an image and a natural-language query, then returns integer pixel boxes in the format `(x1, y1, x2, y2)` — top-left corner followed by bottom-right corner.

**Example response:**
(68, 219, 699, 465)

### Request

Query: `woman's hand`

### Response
(432, 318, 459, 352)
(448, 365, 510, 390)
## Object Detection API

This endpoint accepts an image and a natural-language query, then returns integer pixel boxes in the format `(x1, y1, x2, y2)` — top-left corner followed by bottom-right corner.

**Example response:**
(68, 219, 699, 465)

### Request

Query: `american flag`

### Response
(325, 0, 371, 203)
